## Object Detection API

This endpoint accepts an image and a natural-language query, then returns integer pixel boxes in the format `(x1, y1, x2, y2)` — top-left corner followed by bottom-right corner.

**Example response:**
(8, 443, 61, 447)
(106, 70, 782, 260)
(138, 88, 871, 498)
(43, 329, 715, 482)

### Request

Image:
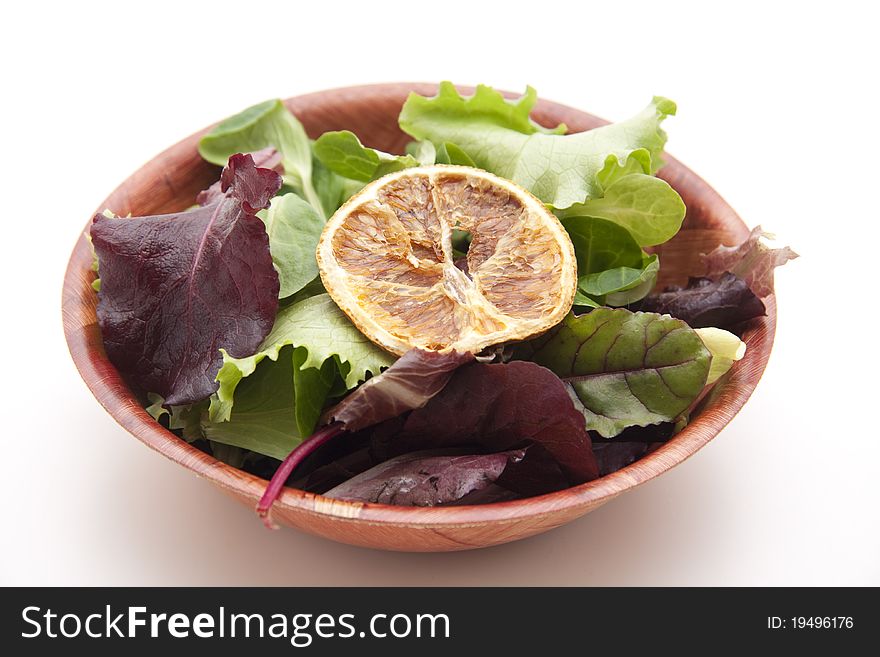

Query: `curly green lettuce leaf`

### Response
(145, 392, 168, 422)
(399, 83, 674, 209)
(557, 174, 686, 246)
(210, 294, 395, 430)
(170, 403, 206, 443)
(146, 393, 205, 442)
(203, 347, 311, 460)
(516, 309, 711, 437)
(314, 130, 419, 182)
(695, 327, 746, 385)
(198, 99, 327, 217)
(401, 83, 566, 138)
(259, 193, 323, 298)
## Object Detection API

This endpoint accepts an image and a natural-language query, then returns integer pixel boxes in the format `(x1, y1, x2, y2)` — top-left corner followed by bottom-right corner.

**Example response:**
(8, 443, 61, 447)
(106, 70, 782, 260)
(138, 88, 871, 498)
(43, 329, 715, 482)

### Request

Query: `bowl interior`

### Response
(62, 83, 775, 549)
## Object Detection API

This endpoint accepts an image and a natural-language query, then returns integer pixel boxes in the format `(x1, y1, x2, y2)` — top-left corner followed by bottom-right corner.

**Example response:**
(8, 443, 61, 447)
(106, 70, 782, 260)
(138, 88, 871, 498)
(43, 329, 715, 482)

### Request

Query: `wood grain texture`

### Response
(62, 83, 776, 552)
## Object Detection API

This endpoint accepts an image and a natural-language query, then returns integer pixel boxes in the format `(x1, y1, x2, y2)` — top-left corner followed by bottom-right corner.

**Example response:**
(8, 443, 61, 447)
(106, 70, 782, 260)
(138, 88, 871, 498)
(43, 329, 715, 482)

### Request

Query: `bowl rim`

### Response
(62, 82, 775, 529)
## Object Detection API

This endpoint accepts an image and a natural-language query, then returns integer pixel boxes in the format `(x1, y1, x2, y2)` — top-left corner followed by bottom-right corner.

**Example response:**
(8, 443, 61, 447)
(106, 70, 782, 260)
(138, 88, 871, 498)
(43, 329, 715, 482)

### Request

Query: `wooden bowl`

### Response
(63, 83, 775, 551)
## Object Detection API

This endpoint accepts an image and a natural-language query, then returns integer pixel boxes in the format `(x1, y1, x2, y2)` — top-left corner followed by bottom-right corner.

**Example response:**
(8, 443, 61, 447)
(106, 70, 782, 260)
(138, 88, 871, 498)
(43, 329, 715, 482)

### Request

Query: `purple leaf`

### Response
(701, 225, 798, 298)
(195, 147, 282, 206)
(91, 153, 281, 405)
(373, 361, 600, 491)
(592, 423, 674, 476)
(327, 349, 474, 432)
(257, 348, 472, 524)
(639, 273, 766, 329)
(324, 449, 525, 506)
(445, 483, 522, 506)
(299, 444, 376, 493)
(592, 441, 649, 476)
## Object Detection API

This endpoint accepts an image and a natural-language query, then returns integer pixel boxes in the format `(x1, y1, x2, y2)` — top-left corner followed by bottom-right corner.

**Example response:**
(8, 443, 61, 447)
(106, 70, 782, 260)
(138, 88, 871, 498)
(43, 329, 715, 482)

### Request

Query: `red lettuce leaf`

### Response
(327, 348, 474, 431)
(324, 448, 525, 506)
(257, 348, 472, 524)
(639, 273, 766, 330)
(298, 443, 376, 493)
(445, 483, 522, 506)
(372, 361, 599, 491)
(591, 423, 674, 476)
(592, 441, 649, 476)
(91, 153, 282, 405)
(196, 147, 282, 206)
(258, 357, 596, 522)
(701, 225, 798, 298)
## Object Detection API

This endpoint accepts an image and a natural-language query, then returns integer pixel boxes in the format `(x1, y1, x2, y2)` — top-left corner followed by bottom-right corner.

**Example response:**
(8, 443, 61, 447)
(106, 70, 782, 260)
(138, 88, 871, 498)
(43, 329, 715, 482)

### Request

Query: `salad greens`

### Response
(369, 360, 600, 493)
(211, 294, 395, 433)
(557, 174, 686, 247)
(260, 193, 324, 298)
(89, 82, 795, 518)
(695, 328, 747, 385)
(198, 99, 327, 218)
(91, 153, 281, 405)
(517, 309, 711, 437)
(562, 217, 661, 305)
(701, 225, 798, 298)
(639, 272, 768, 329)
(325, 449, 526, 506)
(399, 82, 674, 210)
(313, 130, 419, 182)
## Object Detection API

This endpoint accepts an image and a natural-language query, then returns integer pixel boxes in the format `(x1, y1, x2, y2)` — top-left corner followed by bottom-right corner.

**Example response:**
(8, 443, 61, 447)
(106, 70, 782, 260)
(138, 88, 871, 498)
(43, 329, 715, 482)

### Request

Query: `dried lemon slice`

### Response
(316, 165, 577, 355)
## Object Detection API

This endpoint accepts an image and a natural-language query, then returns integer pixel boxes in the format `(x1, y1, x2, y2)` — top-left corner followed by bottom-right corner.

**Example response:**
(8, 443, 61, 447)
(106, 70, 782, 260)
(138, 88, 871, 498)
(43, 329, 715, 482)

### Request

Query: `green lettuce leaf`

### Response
(405, 140, 437, 165)
(312, 154, 356, 216)
(516, 309, 711, 437)
(169, 403, 206, 442)
(564, 216, 643, 278)
(314, 130, 419, 182)
(260, 193, 323, 298)
(198, 99, 327, 217)
(280, 276, 326, 308)
(434, 142, 476, 166)
(399, 82, 674, 209)
(204, 344, 339, 458)
(573, 291, 601, 309)
(402, 83, 566, 138)
(695, 327, 747, 385)
(557, 174, 686, 246)
(405, 139, 477, 167)
(563, 217, 659, 306)
(203, 347, 302, 460)
(146, 393, 205, 442)
(209, 294, 394, 428)
(145, 392, 167, 422)
(601, 254, 660, 306)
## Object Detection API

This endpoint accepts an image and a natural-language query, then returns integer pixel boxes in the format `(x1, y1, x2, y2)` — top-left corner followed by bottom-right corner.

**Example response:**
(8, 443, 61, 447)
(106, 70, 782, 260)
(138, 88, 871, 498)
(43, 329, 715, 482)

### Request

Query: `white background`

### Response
(2, 0, 877, 586)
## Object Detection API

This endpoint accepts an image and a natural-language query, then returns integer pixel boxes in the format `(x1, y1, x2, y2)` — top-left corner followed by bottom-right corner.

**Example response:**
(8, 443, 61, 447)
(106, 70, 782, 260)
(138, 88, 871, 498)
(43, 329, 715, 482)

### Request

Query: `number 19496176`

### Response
(767, 617, 854, 630)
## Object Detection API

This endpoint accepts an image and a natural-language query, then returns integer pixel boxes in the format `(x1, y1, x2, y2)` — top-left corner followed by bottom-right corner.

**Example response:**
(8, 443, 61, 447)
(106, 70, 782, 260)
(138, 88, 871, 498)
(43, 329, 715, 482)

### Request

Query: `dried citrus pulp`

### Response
(317, 165, 577, 355)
